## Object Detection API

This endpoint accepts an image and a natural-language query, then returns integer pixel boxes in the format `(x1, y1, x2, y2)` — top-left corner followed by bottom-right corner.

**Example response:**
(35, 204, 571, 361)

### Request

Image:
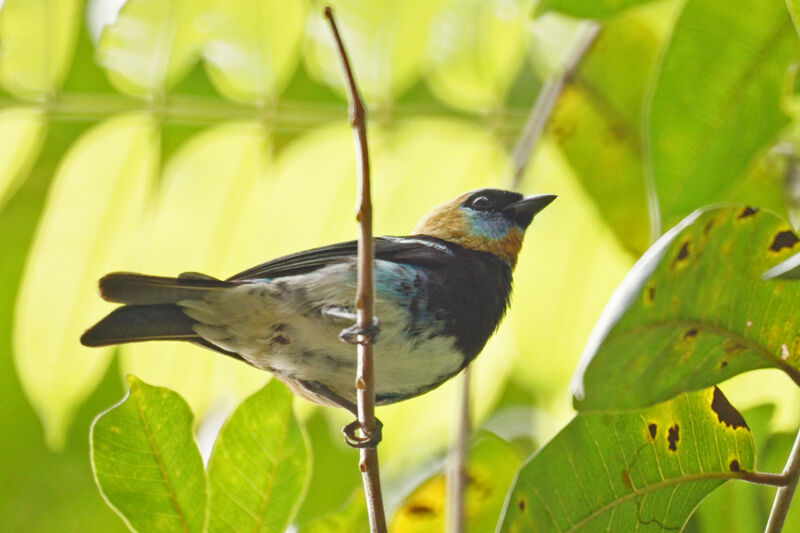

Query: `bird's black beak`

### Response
(502, 194, 557, 229)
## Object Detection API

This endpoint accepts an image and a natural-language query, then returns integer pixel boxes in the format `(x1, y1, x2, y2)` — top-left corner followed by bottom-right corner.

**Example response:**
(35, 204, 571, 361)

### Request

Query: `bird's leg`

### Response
(343, 417, 383, 448)
(322, 305, 381, 345)
(299, 378, 383, 447)
(321, 305, 356, 324)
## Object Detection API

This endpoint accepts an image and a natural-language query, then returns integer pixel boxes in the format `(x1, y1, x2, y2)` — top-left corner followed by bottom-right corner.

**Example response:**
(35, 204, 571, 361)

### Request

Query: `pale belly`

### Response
(178, 262, 465, 409)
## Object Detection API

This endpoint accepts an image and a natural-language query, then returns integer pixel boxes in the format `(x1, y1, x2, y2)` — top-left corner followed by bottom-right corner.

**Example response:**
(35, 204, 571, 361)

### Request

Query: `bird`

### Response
(81, 188, 555, 430)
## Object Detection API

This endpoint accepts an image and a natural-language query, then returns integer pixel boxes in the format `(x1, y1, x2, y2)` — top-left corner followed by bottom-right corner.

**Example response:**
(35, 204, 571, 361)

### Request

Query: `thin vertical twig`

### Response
(766, 427, 800, 533)
(323, 7, 387, 533)
(510, 21, 600, 190)
(446, 366, 471, 533)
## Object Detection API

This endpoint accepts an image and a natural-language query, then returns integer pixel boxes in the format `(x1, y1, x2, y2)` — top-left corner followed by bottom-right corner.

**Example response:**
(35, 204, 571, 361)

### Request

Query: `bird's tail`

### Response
(80, 272, 235, 350)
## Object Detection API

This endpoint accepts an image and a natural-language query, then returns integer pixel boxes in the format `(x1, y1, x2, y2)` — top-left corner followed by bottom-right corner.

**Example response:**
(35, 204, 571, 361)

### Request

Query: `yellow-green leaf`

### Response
(303, 0, 444, 105)
(202, 0, 308, 104)
(92, 375, 207, 533)
(14, 113, 156, 448)
(0, 107, 46, 211)
(500, 388, 755, 532)
(97, 0, 206, 98)
(425, 0, 529, 112)
(207, 379, 310, 533)
(0, 0, 82, 98)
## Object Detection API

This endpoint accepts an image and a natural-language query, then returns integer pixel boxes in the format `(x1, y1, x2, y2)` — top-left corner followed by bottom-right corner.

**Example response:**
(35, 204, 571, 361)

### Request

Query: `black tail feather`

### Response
(80, 304, 196, 347)
(99, 272, 231, 305)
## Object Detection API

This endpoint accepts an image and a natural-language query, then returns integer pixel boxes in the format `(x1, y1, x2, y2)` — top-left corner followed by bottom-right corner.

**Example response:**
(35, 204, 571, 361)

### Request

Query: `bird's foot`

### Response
(321, 305, 355, 324)
(343, 418, 383, 448)
(339, 319, 380, 345)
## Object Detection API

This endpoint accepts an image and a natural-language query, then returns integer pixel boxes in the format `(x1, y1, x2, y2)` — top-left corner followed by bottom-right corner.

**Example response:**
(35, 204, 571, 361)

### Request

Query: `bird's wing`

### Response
(228, 236, 456, 281)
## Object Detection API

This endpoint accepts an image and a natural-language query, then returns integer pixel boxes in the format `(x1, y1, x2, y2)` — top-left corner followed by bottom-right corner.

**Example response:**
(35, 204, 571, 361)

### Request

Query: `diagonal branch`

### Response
(323, 7, 387, 533)
(510, 21, 600, 190)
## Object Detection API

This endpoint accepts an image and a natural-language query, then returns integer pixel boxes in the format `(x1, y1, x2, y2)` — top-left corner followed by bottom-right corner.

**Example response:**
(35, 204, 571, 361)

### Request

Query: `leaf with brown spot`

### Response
(573, 206, 800, 411)
(769, 230, 800, 253)
(499, 388, 754, 532)
(710, 387, 748, 430)
(390, 431, 519, 533)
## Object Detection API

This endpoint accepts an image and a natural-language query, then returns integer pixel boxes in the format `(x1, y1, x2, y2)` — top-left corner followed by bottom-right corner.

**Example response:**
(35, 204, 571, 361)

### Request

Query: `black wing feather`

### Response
(228, 236, 455, 281)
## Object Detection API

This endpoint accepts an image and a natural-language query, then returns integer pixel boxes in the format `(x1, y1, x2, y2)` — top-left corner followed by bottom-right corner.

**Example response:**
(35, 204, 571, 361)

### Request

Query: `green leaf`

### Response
(0, 107, 46, 211)
(303, 0, 444, 105)
(544, 2, 677, 253)
(535, 0, 658, 19)
(294, 410, 361, 526)
(424, 0, 529, 112)
(391, 431, 521, 532)
(0, 0, 82, 98)
(297, 492, 368, 533)
(202, 0, 308, 103)
(207, 379, 310, 533)
(14, 113, 157, 448)
(573, 206, 800, 411)
(97, 0, 206, 97)
(91, 375, 207, 533)
(499, 388, 755, 532)
(648, 0, 798, 230)
(788, 0, 800, 37)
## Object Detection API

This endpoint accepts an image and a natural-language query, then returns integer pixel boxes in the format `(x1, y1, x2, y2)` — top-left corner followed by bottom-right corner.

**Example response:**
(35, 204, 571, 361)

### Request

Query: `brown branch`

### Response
(323, 7, 387, 533)
(765, 427, 800, 532)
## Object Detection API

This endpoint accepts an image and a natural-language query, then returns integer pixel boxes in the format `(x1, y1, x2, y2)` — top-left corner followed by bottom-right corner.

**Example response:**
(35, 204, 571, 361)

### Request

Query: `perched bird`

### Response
(81, 189, 555, 418)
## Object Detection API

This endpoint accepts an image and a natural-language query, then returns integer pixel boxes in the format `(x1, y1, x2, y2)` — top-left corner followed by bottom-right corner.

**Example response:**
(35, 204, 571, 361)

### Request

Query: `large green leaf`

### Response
(535, 0, 658, 19)
(96, 0, 206, 97)
(390, 431, 521, 532)
(499, 388, 755, 532)
(14, 113, 157, 448)
(424, 0, 529, 112)
(573, 206, 800, 411)
(91, 375, 207, 533)
(648, 0, 797, 230)
(543, 2, 677, 254)
(0, 0, 82, 98)
(202, 0, 308, 103)
(207, 379, 310, 533)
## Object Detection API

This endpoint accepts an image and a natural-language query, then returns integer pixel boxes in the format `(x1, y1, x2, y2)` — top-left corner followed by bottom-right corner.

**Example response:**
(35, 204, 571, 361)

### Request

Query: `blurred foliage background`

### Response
(2, 0, 800, 530)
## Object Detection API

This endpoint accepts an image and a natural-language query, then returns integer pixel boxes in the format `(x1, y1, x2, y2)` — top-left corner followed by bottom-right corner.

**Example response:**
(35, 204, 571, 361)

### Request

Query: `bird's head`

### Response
(413, 188, 556, 268)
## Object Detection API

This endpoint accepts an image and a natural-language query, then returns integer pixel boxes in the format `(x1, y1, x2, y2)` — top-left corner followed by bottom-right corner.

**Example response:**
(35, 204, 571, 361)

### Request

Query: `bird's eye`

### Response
(471, 196, 490, 209)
